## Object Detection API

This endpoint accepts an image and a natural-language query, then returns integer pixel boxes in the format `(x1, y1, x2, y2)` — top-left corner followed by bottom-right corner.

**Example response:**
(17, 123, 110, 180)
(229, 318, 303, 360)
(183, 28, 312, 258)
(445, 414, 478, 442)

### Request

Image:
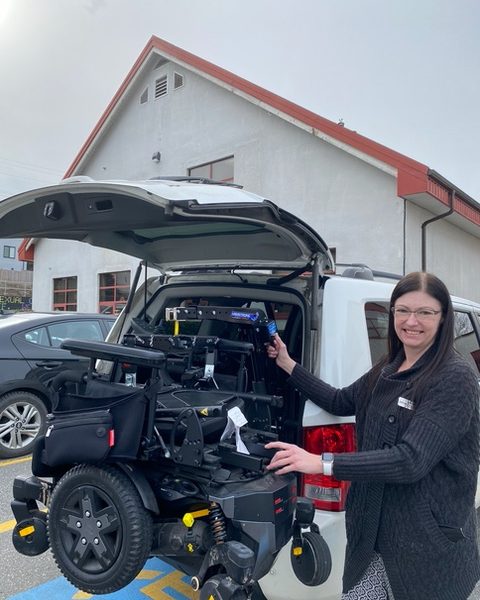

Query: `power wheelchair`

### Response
(11, 306, 330, 598)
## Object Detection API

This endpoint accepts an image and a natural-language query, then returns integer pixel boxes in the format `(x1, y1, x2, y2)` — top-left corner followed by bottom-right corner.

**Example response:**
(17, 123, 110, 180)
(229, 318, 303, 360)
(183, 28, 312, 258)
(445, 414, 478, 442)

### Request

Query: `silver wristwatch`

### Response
(322, 452, 334, 476)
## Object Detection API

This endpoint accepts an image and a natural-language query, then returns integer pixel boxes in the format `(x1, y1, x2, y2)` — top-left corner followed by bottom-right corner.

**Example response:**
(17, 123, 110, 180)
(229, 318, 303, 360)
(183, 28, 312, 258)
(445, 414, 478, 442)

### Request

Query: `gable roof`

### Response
(65, 35, 480, 234)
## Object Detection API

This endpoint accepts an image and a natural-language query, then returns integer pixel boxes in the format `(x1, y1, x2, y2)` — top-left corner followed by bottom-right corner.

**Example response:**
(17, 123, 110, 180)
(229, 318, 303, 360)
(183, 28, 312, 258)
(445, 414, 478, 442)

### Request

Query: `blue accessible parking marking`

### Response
(7, 558, 199, 600)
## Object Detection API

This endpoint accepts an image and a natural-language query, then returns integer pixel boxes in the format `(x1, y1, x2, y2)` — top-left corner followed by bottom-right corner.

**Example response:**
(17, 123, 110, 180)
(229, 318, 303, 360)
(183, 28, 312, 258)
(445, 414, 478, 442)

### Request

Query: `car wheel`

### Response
(0, 391, 48, 459)
(48, 464, 153, 595)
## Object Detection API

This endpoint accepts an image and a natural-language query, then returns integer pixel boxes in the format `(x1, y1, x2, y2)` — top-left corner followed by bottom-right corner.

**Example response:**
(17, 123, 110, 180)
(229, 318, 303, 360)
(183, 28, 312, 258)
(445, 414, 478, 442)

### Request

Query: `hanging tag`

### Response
(220, 406, 250, 454)
(227, 406, 248, 428)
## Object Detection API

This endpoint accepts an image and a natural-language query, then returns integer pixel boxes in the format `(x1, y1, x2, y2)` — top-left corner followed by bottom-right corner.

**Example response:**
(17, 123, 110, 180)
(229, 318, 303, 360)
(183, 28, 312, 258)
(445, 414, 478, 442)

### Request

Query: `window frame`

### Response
(3, 245, 16, 259)
(188, 156, 234, 183)
(98, 270, 131, 315)
(52, 276, 78, 311)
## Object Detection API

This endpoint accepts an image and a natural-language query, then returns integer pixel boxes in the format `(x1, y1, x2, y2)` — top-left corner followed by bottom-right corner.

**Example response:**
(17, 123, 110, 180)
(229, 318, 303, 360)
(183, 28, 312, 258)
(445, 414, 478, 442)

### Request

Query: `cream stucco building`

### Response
(22, 36, 480, 311)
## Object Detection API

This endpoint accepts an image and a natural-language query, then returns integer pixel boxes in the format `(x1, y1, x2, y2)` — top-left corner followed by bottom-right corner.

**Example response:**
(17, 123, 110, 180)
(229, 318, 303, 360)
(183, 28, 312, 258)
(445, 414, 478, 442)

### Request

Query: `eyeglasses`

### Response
(391, 307, 441, 320)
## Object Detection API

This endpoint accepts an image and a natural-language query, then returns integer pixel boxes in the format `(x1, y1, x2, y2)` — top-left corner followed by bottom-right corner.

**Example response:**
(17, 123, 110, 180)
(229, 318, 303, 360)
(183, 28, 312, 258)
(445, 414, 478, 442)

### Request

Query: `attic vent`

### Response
(173, 72, 184, 89)
(155, 75, 168, 98)
(140, 87, 149, 104)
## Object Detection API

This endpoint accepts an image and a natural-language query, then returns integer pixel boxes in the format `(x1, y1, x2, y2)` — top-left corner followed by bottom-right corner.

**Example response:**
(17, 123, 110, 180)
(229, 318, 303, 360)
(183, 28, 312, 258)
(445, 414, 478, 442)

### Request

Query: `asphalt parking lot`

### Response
(2, 456, 480, 600)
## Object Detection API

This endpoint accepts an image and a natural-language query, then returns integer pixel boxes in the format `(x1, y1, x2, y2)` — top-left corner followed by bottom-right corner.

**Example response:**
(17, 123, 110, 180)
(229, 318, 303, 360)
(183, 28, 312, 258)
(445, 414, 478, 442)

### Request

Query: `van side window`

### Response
(364, 302, 389, 364)
(454, 311, 480, 374)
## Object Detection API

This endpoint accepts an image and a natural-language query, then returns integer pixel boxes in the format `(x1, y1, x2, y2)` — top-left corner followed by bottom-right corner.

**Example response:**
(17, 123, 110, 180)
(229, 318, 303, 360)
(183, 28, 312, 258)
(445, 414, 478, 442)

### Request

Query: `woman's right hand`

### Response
(267, 334, 297, 375)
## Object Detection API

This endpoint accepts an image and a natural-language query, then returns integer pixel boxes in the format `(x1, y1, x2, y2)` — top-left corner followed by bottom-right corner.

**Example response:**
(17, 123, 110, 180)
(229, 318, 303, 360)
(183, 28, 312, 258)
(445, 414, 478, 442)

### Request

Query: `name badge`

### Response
(398, 396, 414, 410)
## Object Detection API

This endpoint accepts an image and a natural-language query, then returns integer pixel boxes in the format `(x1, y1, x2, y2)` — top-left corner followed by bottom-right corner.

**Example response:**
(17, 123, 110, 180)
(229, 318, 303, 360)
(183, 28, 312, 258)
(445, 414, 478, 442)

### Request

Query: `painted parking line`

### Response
(0, 456, 32, 468)
(0, 518, 15, 534)
(1, 509, 47, 535)
(6, 558, 199, 600)
(1, 456, 32, 533)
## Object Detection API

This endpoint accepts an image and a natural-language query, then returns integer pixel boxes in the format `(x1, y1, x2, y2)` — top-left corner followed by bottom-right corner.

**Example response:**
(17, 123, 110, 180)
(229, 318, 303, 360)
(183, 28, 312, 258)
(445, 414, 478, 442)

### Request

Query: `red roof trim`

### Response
(64, 35, 479, 230)
(18, 238, 34, 262)
(398, 171, 480, 228)
(64, 35, 429, 179)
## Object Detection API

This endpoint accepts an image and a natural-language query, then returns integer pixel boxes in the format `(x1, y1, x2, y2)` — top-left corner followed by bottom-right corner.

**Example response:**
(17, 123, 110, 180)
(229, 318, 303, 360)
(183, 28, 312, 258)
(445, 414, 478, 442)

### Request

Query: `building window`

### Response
(99, 271, 131, 314)
(3, 245, 16, 259)
(173, 72, 184, 89)
(189, 156, 234, 183)
(53, 276, 78, 311)
(154, 75, 168, 99)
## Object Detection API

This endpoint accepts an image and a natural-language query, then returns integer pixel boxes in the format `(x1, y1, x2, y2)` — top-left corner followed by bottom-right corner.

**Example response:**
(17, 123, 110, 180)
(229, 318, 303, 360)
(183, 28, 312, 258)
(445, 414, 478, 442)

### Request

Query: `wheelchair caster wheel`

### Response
(199, 575, 248, 600)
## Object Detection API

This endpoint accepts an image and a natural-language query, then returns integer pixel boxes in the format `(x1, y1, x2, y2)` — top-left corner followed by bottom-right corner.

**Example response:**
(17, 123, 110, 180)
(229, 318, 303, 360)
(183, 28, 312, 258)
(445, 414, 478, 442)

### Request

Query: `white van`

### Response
(2, 178, 479, 599)
(112, 267, 480, 600)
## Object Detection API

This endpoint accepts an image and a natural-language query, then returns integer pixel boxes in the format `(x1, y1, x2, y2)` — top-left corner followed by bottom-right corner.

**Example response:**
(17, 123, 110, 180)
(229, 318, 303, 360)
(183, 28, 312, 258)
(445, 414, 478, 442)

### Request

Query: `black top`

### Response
(289, 349, 480, 600)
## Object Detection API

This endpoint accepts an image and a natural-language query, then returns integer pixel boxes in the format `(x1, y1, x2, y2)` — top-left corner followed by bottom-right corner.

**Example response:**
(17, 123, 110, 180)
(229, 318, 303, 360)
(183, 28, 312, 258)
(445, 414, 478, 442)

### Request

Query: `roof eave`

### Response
(64, 35, 428, 181)
(399, 168, 480, 235)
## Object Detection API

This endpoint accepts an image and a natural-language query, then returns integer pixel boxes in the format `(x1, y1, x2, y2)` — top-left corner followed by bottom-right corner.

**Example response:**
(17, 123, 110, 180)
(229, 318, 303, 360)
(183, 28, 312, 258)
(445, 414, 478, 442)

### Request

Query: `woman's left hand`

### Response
(265, 441, 323, 475)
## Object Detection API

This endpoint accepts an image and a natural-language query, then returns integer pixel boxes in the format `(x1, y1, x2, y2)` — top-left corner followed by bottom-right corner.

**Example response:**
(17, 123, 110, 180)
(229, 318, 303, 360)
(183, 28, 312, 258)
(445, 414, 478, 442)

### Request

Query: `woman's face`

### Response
(393, 290, 443, 356)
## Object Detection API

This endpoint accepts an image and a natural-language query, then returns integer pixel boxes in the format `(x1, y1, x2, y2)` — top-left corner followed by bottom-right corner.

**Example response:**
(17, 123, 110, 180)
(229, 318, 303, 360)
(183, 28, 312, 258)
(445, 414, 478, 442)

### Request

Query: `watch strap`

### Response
(322, 452, 334, 476)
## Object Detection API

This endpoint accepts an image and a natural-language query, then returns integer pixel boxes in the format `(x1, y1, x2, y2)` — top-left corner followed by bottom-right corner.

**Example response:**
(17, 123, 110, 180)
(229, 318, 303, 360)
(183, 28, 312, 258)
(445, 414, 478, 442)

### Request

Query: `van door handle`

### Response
(35, 361, 63, 368)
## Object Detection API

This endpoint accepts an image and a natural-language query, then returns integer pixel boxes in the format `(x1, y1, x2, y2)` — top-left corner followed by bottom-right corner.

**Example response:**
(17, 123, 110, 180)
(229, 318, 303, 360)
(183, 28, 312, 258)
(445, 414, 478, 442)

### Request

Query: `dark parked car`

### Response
(0, 312, 115, 459)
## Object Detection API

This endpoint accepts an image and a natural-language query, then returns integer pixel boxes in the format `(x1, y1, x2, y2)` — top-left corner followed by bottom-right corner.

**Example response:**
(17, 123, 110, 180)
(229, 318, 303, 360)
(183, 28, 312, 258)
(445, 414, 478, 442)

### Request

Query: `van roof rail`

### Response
(337, 263, 402, 281)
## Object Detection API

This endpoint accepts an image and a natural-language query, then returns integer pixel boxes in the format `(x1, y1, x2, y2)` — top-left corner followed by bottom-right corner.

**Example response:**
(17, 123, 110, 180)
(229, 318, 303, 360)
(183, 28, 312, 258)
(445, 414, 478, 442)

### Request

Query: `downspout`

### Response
(421, 189, 455, 272)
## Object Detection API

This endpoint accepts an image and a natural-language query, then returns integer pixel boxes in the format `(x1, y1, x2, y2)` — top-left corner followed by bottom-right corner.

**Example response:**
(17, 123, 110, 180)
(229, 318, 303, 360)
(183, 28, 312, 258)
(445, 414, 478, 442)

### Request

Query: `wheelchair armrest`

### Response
(61, 339, 166, 368)
(216, 339, 254, 354)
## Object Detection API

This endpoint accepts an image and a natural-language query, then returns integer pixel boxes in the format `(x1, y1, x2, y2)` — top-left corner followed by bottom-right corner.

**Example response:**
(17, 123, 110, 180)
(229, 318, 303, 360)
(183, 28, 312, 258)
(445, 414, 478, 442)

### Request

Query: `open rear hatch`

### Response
(0, 178, 333, 273)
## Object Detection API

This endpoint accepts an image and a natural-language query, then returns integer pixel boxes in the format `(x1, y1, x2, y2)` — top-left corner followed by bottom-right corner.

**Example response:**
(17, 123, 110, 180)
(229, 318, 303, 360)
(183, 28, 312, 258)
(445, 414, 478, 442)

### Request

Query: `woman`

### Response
(266, 272, 480, 600)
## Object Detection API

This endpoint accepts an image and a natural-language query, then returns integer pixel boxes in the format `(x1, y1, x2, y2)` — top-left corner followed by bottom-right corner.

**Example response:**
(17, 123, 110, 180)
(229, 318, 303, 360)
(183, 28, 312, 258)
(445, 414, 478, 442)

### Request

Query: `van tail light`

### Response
(301, 424, 357, 512)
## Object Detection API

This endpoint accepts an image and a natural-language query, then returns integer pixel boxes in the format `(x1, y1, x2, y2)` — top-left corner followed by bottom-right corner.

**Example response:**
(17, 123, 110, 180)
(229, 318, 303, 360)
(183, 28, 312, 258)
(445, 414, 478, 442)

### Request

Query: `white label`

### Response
(227, 406, 248, 428)
(398, 396, 414, 410)
(219, 407, 250, 454)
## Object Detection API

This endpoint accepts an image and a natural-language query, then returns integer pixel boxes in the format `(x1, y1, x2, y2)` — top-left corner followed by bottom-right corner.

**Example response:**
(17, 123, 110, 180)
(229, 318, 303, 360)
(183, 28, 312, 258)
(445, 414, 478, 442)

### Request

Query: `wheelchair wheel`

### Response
(47, 464, 152, 594)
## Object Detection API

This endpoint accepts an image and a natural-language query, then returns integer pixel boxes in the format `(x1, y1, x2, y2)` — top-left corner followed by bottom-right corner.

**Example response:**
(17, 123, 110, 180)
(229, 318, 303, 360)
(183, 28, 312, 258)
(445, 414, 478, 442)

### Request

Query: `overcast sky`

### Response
(0, 0, 479, 200)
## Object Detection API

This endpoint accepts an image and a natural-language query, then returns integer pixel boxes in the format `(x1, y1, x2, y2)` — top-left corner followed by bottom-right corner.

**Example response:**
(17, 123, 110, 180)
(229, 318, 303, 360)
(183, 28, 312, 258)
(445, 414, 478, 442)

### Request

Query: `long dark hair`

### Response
(373, 272, 454, 399)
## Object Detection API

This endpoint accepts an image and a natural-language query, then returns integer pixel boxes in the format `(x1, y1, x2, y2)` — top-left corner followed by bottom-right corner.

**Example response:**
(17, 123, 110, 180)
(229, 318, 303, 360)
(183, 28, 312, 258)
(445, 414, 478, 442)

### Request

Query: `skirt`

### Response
(342, 552, 395, 600)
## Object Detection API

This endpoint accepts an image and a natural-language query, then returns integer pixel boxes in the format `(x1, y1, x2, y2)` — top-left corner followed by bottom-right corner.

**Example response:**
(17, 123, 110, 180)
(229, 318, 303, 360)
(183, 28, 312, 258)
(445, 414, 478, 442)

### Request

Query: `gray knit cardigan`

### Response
(289, 349, 480, 600)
